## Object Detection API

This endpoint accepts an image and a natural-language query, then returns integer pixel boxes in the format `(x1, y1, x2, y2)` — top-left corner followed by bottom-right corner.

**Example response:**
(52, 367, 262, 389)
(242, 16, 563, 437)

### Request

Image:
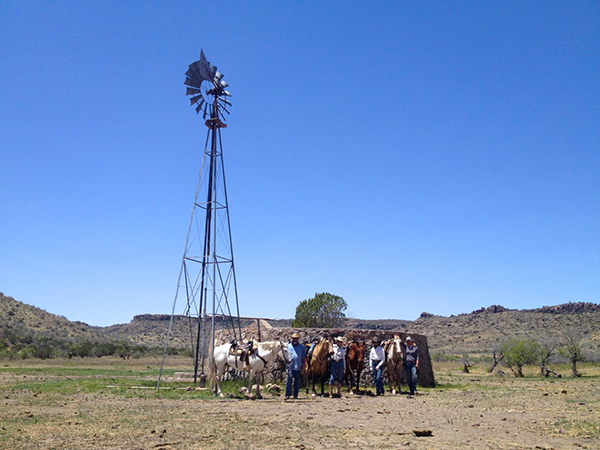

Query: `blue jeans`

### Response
(329, 360, 344, 385)
(286, 369, 301, 398)
(405, 362, 417, 394)
(371, 360, 384, 395)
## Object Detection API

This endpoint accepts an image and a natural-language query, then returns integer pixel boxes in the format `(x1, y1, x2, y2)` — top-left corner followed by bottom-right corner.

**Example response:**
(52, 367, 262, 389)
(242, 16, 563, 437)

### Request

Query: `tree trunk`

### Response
(488, 351, 503, 373)
(571, 359, 580, 377)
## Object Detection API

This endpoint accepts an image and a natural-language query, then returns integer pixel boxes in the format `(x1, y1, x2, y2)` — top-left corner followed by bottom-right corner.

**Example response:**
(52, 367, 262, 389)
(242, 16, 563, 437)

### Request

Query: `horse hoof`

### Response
(219, 393, 224, 398)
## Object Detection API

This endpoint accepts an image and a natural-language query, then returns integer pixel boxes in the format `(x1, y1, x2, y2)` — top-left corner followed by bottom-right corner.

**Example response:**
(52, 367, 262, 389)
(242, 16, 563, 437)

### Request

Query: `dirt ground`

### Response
(0, 359, 598, 449)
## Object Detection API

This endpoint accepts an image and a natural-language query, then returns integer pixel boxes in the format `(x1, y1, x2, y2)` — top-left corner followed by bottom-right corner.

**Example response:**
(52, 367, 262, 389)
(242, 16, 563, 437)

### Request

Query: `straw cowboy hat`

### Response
(335, 336, 344, 343)
(405, 336, 413, 343)
(291, 332, 301, 339)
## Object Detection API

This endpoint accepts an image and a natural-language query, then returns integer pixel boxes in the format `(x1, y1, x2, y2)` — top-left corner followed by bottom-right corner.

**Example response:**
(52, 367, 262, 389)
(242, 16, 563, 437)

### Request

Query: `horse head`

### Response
(385, 337, 403, 361)
(355, 341, 365, 359)
(278, 341, 291, 365)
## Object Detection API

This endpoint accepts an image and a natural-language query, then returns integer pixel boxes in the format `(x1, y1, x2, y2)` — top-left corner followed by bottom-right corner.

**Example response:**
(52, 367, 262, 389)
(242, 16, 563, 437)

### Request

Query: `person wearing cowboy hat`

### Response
(404, 336, 419, 396)
(328, 336, 346, 398)
(370, 336, 385, 395)
(285, 332, 307, 399)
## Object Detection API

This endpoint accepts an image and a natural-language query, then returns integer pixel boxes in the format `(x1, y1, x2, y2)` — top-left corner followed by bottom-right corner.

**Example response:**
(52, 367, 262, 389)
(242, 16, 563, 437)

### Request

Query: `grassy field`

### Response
(1, 357, 599, 449)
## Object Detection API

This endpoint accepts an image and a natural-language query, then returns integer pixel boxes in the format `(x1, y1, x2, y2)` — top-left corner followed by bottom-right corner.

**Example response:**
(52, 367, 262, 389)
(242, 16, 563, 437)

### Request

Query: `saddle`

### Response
(229, 340, 257, 368)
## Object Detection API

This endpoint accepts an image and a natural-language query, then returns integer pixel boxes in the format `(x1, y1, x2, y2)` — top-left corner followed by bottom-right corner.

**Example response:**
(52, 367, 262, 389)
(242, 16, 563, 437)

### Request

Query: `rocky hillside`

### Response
(102, 302, 600, 357)
(0, 293, 110, 347)
(351, 303, 600, 355)
(1, 292, 598, 358)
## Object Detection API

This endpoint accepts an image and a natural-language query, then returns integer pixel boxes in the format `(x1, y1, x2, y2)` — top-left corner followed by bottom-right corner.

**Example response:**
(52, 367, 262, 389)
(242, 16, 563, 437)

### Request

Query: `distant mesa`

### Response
(538, 302, 600, 314)
(133, 314, 173, 322)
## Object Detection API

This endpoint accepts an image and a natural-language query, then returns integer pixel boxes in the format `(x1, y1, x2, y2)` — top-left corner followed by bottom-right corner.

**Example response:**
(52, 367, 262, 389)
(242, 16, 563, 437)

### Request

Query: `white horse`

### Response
(211, 341, 290, 398)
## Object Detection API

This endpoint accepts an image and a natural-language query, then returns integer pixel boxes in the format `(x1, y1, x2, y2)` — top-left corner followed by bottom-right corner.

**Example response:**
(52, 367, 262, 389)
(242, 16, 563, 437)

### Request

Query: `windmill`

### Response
(158, 50, 240, 387)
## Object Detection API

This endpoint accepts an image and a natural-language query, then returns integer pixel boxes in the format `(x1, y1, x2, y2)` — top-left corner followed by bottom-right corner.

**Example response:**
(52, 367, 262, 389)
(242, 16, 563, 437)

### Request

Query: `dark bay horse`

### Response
(344, 340, 365, 394)
(305, 338, 332, 396)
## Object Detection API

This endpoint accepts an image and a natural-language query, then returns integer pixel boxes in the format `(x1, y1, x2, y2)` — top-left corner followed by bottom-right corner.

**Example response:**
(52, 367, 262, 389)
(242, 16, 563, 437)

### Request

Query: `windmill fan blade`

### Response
(209, 64, 217, 78)
(193, 61, 209, 80)
(222, 90, 231, 97)
(214, 71, 224, 81)
(186, 87, 201, 96)
(190, 95, 203, 106)
(186, 66, 199, 80)
(218, 98, 232, 107)
(220, 81, 228, 88)
(195, 103, 203, 114)
(203, 103, 209, 119)
(184, 77, 201, 88)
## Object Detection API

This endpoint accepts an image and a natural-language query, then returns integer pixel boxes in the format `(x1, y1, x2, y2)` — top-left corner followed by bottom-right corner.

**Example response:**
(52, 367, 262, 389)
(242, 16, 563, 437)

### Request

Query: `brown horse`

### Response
(383, 336, 403, 394)
(344, 340, 365, 394)
(304, 338, 332, 396)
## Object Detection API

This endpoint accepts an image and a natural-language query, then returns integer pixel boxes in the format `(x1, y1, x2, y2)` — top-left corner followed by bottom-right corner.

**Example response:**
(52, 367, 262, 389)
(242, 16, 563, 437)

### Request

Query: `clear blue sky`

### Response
(1, 1, 598, 326)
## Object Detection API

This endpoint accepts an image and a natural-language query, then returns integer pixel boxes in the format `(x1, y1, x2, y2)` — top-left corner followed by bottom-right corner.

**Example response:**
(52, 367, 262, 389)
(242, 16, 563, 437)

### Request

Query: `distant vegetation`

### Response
(0, 293, 189, 360)
(1, 293, 599, 367)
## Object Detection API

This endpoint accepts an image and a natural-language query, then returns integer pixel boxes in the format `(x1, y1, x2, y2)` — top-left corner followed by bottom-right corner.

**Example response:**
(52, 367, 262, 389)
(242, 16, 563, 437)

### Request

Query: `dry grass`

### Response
(1, 357, 599, 449)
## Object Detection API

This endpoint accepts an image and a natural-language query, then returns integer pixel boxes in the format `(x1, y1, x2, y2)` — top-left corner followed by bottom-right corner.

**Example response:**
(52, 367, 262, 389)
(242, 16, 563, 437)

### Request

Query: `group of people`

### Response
(370, 335, 419, 396)
(285, 333, 419, 399)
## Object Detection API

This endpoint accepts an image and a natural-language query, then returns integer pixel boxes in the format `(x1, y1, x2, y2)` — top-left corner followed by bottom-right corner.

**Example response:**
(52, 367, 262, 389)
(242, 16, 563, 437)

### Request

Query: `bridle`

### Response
(278, 341, 291, 365)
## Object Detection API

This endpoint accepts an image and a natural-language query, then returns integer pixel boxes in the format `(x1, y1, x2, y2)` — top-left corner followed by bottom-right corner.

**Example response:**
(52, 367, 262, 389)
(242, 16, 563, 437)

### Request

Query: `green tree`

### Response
(292, 293, 348, 328)
(502, 338, 541, 377)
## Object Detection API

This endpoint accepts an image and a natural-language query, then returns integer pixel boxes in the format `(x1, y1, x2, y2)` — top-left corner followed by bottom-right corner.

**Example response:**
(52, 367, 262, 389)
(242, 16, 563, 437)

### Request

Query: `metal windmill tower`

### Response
(158, 50, 241, 387)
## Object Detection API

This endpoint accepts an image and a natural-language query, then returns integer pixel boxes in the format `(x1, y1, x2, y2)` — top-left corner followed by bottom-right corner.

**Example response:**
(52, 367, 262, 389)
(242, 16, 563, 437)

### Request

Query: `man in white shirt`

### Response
(370, 336, 385, 395)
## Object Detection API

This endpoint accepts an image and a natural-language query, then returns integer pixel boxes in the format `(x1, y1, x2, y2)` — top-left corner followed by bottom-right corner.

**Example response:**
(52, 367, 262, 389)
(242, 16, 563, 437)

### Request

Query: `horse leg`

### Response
(247, 369, 253, 395)
(320, 372, 325, 397)
(216, 369, 224, 397)
(254, 371, 263, 399)
(397, 365, 403, 394)
(347, 369, 354, 394)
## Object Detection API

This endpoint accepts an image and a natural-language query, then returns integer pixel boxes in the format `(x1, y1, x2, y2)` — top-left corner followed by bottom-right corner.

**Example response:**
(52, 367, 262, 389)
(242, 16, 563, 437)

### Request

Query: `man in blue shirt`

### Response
(286, 332, 307, 399)
(404, 336, 419, 396)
